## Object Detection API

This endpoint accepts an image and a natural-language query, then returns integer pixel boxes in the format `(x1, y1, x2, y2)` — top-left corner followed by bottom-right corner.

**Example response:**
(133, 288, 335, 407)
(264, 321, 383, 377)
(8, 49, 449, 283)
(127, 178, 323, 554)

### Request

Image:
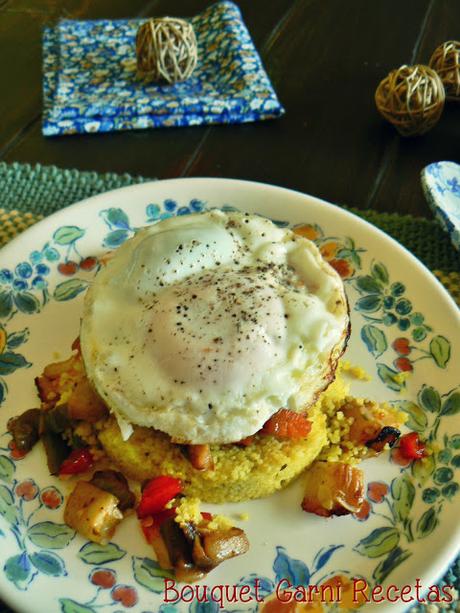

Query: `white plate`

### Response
(0, 178, 459, 613)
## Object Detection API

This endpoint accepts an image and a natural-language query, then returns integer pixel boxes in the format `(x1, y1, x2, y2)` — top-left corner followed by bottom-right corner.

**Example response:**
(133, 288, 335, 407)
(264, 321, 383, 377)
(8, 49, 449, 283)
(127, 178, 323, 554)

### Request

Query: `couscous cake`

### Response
(97, 403, 327, 503)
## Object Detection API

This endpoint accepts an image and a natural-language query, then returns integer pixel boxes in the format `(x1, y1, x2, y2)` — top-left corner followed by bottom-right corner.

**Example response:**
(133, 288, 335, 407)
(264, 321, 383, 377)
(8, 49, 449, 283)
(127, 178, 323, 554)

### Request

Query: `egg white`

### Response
(80, 210, 349, 444)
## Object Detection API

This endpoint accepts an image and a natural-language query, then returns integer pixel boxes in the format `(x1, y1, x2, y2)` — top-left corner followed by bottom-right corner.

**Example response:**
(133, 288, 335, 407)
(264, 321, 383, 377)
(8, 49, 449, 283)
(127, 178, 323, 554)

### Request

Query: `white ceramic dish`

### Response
(0, 178, 459, 613)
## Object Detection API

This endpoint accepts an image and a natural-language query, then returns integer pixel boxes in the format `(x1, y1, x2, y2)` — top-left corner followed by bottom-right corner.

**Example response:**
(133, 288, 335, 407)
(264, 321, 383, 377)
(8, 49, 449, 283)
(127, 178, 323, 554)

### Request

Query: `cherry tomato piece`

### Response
(59, 448, 94, 475)
(137, 476, 182, 519)
(399, 432, 426, 461)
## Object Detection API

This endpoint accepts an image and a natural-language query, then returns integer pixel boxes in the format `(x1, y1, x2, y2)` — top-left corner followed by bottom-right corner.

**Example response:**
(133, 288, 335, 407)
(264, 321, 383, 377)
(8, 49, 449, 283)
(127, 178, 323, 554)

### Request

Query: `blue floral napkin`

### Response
(42, 1, 285, 136)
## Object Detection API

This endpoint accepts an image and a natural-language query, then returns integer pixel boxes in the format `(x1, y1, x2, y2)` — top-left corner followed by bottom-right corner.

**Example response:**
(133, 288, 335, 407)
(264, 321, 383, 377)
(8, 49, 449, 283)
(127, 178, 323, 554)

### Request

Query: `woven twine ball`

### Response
(136, 17, 198, 84)
(429, 40, 460, 101)
(375, 64, 445, 136)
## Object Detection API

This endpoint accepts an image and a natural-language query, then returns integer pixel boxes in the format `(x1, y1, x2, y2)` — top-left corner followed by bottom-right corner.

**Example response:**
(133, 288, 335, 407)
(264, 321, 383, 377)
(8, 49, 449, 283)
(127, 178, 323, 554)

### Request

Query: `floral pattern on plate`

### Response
(0, 325, 30, 405)
(0, 445, 72, 592)
(42, 1, 285, 136)
(292, 223, 452, 392)
(0, 184, 458, 612)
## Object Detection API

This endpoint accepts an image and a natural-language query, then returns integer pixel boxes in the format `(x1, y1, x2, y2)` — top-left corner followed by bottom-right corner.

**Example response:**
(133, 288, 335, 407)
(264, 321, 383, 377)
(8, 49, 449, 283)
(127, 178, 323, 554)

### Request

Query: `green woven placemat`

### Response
(1, 162, 459, 274)
(0, 162, 458, 613)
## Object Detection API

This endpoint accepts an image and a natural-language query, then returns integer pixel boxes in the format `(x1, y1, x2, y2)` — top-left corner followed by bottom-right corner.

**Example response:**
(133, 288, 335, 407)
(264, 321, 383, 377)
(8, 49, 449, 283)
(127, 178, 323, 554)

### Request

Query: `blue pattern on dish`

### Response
(42, 1, 284, 136)
(421, 161, 460, 251)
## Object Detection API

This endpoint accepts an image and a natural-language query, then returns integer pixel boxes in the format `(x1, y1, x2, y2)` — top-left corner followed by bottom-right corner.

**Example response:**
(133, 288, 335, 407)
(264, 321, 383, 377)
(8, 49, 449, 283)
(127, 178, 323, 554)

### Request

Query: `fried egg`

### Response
(80, 210, 349, 444)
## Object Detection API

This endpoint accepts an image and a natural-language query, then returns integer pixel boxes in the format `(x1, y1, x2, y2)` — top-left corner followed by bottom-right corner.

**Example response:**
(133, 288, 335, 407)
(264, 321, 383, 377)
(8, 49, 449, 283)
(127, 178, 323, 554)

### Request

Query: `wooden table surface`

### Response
(1, 0, 460, 219)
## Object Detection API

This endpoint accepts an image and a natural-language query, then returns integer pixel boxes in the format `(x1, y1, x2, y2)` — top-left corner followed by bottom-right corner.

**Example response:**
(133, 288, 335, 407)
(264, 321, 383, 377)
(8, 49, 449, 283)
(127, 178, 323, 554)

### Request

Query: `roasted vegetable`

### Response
(35, 354, 81, 407)
(8, 408, 41, 452)
(148, 526, 174, 570)
(398, 432, 426, 461)
(160, 517, 194, 566)
(41, 404, 72, 434)
(59, 448, 94, 476)
(158, 517, 205, 582)
(155, 516, 249, 582)
(301, 461, 364, 517)
(365, 426, 401, 453)
(140, 509, 177, 546)
(64, 481, 123, 544)
(185, 445, 214, 471)
(67, 379, 108, 422)
(341, 399, 403, 454)
(261, 409, 312, 439)
(235, 435, 255, 447)
(90, 470, 135, 512)
(137, 476, 182, 519)
(235, 409, 312, 445)
(35, 375, 58, 406)
(141, 493, 249, 583)
(200, 527, 249, 565)
(42, 355, 77, 379)
(190, 532, 214, 570)
(42, 431, 72, 475)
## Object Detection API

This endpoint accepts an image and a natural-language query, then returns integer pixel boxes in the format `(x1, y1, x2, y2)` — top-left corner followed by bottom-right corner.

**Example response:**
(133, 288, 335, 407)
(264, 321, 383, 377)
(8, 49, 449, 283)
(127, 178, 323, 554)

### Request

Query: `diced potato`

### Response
(64, 481, 123, 544)
(201, 527, 249, 564)
(302, 461, 364, 517)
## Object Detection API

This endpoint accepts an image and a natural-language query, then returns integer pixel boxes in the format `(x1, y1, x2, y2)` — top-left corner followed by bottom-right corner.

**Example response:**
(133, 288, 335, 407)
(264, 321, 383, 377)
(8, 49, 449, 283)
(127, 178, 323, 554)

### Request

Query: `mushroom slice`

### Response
(191, 534, 215, 570)
(150, 514, 249, 582)
(201, 527, 250, 564)
(158, 517, 206, 582)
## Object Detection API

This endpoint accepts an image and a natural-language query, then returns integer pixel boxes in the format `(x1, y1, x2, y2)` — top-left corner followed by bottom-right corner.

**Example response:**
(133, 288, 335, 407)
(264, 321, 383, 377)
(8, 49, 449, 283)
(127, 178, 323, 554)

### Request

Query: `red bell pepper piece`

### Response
(262, 409, 312, 439)
(140, 516, 157, 543)
(399, 432, 426, 461)
(59, 448, 94, 475)
(200, 512, 213, 521)
(153, 507, 178, 526)
(140, 507, 177, 543)
(137, 476, 182, 519)
(236, 435, 255, 447)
